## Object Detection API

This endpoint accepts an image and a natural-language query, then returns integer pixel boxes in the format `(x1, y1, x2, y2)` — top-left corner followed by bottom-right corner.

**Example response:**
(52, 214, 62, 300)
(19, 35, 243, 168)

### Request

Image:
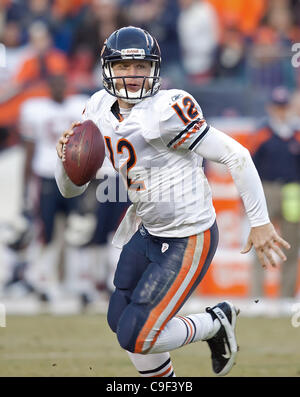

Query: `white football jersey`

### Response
(83, 89, 216, 237)
(20, 95, 88, 178)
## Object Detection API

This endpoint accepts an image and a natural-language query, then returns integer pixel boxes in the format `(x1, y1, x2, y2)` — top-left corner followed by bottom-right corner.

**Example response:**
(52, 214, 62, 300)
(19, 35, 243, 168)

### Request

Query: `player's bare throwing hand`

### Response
(241, 222, 290, 268)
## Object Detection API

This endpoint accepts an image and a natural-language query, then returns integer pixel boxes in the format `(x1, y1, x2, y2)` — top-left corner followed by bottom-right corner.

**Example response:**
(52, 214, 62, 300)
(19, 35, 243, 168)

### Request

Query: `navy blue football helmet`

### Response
(101, 26, 161, 104)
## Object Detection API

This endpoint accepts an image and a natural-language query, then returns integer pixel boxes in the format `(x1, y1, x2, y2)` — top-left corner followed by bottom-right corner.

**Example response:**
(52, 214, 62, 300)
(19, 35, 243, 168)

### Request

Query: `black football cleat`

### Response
(205, 301, 240, 376)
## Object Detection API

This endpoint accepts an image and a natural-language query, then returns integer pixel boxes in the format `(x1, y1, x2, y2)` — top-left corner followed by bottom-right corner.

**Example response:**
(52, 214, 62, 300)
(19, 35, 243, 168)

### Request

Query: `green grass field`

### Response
(0, 314, 299, 377)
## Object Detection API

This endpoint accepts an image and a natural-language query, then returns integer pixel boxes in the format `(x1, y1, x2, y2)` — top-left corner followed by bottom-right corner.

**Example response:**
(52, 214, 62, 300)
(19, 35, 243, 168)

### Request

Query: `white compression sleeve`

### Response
(194, 126, 270, 227)
(55, 158, 89, 198)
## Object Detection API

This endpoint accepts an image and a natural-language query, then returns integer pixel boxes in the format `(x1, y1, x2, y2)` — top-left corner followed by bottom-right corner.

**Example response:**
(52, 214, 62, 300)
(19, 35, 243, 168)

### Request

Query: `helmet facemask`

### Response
(103, 59, 161, 104)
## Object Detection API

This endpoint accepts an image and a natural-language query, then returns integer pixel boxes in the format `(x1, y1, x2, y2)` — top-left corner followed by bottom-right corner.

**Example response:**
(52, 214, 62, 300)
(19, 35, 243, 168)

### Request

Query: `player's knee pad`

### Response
(107, 288, 130, 333)
(116, 303, 149, 353)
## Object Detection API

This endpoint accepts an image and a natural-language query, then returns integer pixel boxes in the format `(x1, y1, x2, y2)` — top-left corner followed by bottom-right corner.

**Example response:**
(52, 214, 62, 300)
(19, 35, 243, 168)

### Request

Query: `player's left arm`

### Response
(159, 91, 290, 268)
(193, 125, 291, 268)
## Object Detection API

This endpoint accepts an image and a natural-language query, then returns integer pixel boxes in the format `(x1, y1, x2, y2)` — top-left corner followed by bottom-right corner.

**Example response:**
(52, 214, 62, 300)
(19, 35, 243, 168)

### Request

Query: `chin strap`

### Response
(117, 88, 146, 104)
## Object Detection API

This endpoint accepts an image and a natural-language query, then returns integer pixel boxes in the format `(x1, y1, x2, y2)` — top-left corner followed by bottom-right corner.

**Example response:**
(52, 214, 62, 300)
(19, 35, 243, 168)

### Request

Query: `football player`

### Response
(55, 27, 290, 377)
(20, 73, 90, 301)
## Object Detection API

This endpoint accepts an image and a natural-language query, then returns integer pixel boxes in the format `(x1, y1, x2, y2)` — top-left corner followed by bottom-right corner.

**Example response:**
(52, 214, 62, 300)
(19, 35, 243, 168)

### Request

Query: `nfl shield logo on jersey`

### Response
(161, 243, 169, 253)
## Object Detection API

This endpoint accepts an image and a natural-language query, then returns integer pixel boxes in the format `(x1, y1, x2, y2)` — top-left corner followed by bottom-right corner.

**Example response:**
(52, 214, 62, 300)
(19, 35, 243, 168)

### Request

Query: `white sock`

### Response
(127, 351, 175, 377)
(149, 313, 221, 354)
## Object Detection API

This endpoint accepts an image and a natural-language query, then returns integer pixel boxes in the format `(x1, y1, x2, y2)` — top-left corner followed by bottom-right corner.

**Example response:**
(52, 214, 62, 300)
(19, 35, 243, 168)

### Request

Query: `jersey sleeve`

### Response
(194, 126, 270, 227)
(158, 90, 210, 151)
(81, 90, 106, 123)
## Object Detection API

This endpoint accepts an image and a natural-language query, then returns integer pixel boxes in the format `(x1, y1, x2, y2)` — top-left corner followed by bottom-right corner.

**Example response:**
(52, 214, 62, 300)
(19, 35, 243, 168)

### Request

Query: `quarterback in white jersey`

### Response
(55, 27, 290, 377)
(82, 87, 215, 239)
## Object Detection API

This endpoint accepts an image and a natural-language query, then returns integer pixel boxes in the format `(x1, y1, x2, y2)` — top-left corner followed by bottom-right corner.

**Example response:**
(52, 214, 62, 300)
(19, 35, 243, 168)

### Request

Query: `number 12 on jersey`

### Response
(172, 97, 199, 125)
(104, 136, 145, 191)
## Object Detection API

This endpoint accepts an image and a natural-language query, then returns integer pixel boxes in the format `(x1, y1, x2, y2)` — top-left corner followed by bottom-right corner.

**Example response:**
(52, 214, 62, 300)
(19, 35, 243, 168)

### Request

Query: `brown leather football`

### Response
(63, 120, 105, 186)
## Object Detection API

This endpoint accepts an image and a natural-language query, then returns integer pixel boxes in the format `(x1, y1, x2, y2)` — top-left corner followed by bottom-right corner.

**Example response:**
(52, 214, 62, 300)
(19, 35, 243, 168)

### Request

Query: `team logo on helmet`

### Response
(121, 48, 146, 58)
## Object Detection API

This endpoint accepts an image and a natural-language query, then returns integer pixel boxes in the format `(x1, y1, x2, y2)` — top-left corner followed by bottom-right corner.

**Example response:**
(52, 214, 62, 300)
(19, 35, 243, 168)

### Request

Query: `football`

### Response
(63, 120, 105, 186)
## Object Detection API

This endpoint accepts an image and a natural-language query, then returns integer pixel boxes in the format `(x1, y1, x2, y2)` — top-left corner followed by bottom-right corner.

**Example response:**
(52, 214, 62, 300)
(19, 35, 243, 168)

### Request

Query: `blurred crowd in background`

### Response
(0, 0, 299, 310)
(1, 0, 300, 136)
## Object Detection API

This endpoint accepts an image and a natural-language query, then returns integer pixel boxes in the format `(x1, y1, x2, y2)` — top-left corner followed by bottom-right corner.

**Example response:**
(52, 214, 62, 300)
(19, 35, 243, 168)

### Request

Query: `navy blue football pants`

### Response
(107, 221, 219, 354)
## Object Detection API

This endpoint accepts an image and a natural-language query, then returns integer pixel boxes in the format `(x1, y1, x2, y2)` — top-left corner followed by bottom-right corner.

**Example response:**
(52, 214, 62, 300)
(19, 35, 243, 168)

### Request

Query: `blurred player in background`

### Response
(55, 27, 290, 377)
(82, 173, 130, 297)
(19, 73, 91, 302)
(66, 167, 131, 305)
(251, 87, 300, 299)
